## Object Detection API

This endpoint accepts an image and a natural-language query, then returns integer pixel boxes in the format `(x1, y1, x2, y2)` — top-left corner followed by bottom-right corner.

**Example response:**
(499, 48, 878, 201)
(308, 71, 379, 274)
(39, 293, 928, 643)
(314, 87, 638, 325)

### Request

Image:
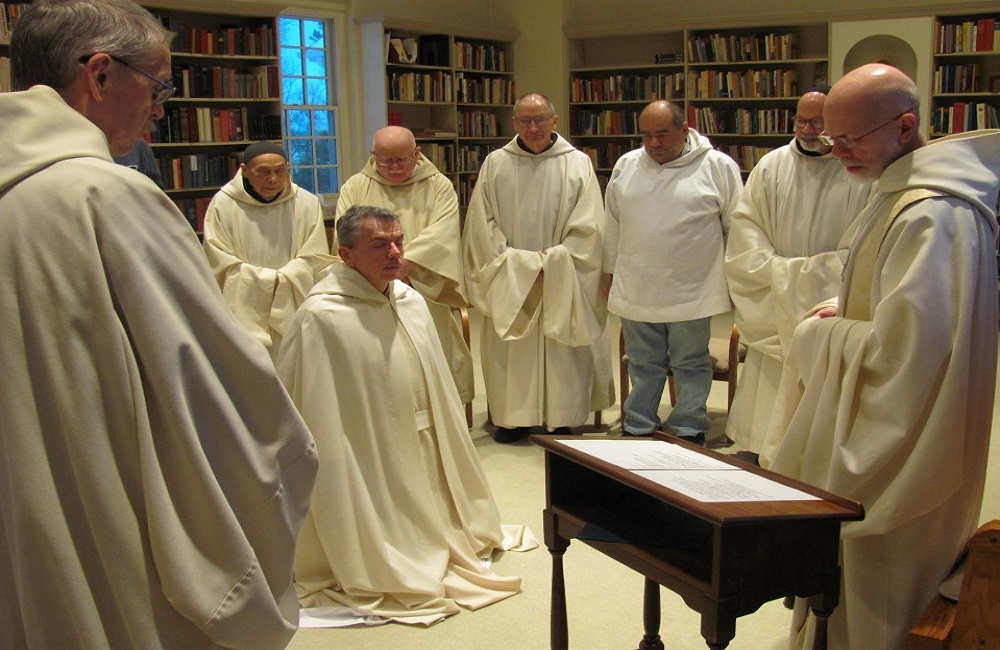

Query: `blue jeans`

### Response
(621, 317, 712, 437)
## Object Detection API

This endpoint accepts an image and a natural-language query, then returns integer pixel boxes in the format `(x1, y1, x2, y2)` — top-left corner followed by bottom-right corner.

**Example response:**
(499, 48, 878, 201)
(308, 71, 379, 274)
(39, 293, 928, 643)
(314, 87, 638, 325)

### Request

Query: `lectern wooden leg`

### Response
(550, 546, 568, 650)
(636, 578, 665, 650)
(807, 564, 842, 650)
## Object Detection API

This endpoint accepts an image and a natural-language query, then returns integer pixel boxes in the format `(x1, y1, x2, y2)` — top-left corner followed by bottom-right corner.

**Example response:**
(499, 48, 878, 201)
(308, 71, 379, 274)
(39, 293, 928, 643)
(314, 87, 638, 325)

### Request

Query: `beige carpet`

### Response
(289, 311, 1000, 650)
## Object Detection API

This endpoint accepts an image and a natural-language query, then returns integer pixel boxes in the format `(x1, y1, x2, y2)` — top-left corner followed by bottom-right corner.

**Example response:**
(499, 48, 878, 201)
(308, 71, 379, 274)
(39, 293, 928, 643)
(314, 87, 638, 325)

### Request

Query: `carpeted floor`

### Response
(288, 311, 1000, 650)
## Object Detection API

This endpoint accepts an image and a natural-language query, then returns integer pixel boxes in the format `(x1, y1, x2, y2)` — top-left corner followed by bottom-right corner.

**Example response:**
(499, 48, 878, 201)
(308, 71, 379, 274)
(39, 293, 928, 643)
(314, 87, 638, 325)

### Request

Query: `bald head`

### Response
(823, 63, 924, 180)
(794, 90, 828, 153)
(512, 92, 558, 153)
(638, 100, 688, 164)
(371, 126, 419, 183)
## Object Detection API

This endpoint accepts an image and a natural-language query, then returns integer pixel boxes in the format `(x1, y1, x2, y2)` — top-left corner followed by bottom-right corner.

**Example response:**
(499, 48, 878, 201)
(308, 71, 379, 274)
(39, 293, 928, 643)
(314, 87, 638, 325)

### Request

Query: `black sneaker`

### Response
(678, 432, 706, 446)
(549, 426, 572, 436)
(493, 427, 523, 444)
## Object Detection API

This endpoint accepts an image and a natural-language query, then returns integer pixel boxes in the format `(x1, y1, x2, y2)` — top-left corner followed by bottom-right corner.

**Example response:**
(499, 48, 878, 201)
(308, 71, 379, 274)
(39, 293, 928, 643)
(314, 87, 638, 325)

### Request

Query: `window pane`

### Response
(286, 110, 312, 136)
(292, 167, 315, 193)
(303, 20, 325, 48)
(306, 78, 328, 105)
(278, 17, 301, 47)
(314, 110, 334, 136)
(290, 139, 314, 165)
(317, 167, 339, 194)
(304, 49, 327, 77)
(281, 47, 302, 76)
(283, 78, 304, 105)
(315, 138, 337, 165)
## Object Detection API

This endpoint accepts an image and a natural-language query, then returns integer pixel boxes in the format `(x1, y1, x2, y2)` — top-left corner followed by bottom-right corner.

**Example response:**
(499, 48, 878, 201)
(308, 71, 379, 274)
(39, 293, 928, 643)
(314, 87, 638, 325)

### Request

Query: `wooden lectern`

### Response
(532, 432, 864, 650)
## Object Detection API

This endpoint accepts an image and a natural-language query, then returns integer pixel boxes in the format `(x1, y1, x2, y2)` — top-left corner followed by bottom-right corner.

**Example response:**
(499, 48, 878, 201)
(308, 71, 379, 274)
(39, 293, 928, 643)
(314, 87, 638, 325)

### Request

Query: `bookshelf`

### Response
(0, 2, 28, 93)
(362, 21, 516, 208)
(568, 24, 829, 181)
(931, 12, 1000, 137)
(144, 7, 282, 231)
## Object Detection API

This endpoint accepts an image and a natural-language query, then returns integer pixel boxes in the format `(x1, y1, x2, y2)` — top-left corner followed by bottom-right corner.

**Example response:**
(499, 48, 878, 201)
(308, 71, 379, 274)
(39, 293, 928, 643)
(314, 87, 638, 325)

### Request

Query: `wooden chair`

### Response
(906, 519, 1000, 649)
(618, 325, 744, 424)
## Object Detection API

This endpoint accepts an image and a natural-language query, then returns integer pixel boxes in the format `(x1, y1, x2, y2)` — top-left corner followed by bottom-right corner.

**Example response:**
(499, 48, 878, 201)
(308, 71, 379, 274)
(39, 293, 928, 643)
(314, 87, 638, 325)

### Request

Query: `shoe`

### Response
(493, 427, 522, 444)
(549, 426, 572, 436)
(678, 432, 706, 446)
(622, 430, 653, 437)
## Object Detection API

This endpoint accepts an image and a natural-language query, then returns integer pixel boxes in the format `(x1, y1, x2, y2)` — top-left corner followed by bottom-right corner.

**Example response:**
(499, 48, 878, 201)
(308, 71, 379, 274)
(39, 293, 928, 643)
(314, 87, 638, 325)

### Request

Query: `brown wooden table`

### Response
(532, 433, 864, 650)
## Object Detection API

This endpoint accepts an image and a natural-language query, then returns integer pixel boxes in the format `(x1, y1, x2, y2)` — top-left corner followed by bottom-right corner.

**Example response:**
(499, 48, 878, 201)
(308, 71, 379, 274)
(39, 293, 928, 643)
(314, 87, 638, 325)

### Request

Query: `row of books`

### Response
(934, 18, 999, 54)
(174, 198, 212, 233)
(573, 108, 642, 136)
(418, 142, 456, 173)
(570, 73, 685, 103)
(0, 56, 9, 94)
(579, 141, 638, 170)
(173, 64, 280, 99)
(157, 153, 239, 191)
(454, 41, 508, 72)
(458, 110, 502, 137)
(687, 69, 798, 99)
(172, 24, 277, 57)
(455, 73, 515, 104)
(687, 32, 798, 64)
(933, 102, 1000, 134)
(151, 107, 281, 144)
(456, 144, 501, 172)
(0, 2, 27, 40)
(457, 175, 479, 206)
(715, 144, 776, 172)
(933, 63, 984, 94)
(688, 106, 794, 135)
(388, 71, 452, 103)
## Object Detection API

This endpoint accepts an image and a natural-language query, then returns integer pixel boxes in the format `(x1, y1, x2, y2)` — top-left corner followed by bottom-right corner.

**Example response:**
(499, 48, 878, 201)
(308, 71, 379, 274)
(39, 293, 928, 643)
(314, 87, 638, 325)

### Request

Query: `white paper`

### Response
(634, 469, 819, 502)
(555, 438, 818, 502)
(558, 438, 735, 470)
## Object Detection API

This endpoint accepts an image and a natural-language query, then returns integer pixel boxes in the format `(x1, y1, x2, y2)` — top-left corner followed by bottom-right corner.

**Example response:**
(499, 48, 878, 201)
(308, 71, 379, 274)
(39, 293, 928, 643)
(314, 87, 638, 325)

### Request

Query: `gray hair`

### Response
(337, 205, 401, 248)
(11, 0, 173, 91)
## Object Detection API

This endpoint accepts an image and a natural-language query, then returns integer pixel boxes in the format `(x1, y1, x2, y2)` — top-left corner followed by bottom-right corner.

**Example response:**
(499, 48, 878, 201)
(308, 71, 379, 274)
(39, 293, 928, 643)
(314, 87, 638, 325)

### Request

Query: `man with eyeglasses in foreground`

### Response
(336, 126, 474, 408)
(724, 86, 873, 459)
(0, 0, 319, 648)
(760, 63, 1000, 649)
(464, 92, 613, 443)
(203, 141, 332, 362)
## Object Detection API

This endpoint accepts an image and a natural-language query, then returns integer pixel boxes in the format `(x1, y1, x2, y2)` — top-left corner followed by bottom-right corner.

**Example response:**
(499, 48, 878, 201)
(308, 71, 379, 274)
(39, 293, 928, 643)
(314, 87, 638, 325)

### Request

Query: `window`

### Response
(278, 16, 339, 195)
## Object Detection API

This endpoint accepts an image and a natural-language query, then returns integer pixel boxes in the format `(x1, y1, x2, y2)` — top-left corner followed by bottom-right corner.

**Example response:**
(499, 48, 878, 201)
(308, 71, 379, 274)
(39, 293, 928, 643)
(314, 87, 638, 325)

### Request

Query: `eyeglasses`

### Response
(79, 53, 175, 105)
(374, 150, 417, 168)
(818, 112, 907, 149)
(792, 116, 824, 130)
(513, 115, 554, 127)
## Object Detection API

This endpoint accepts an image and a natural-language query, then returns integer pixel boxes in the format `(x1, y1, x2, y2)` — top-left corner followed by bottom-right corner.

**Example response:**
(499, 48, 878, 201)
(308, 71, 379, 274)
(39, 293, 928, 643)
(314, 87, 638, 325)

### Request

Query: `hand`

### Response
(814, 306, 838, 318)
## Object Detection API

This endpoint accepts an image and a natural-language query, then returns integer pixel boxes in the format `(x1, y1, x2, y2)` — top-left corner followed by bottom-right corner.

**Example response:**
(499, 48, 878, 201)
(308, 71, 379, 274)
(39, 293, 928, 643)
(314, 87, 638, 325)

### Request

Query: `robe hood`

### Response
(639, 128, 714, 169)
(309, 260, 401, 305)
(218, 168, 299, 208)
(356, 153, 443, 187)
(878, 129, 1000, 237)
(0, 86, 114, 193)
(502, 132, 577, 158)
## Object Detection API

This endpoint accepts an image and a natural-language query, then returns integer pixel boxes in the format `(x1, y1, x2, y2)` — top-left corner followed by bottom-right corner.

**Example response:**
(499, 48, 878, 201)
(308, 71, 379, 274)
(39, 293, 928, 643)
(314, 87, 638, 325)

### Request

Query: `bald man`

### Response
(337, 126, 473, 405)
(464, 93, 613, 442)
(760, 64, 1000, 649)
(724, 87, 873, 456)
(603, 100, 741, 444)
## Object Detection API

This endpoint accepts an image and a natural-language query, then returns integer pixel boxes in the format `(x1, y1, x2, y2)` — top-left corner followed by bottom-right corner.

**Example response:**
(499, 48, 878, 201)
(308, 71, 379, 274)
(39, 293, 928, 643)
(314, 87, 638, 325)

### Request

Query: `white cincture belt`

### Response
(415, 409, 432, 430)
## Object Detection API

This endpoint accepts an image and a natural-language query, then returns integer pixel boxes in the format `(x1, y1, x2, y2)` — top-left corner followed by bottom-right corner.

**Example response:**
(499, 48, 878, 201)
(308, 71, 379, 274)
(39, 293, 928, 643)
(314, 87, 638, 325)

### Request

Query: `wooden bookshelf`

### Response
(0, 2, 28, 93)
(361, 21, 517, 209)
(143, 7, 282, 230)
(931, 12, 1000, 137)
(568, 24, 829, 179)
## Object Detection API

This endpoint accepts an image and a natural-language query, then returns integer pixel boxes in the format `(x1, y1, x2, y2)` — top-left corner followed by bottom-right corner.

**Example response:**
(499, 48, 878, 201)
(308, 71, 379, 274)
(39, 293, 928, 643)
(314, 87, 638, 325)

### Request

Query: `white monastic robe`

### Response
(203, 170, 331, 359)
(0, 86, 318, 650)
(761, 130, 1000, 650)
(337, 154, 474, 403)
(725, 139, 873, 453)
(276, 262, 534, 626)
(603, 129, 740, 323)
(463, 134, 614, 428)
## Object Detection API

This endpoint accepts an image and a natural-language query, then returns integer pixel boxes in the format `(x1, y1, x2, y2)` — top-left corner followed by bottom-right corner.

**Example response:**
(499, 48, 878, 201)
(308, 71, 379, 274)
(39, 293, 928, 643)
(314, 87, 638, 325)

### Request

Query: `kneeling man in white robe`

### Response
(276, 205, 535, 626)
